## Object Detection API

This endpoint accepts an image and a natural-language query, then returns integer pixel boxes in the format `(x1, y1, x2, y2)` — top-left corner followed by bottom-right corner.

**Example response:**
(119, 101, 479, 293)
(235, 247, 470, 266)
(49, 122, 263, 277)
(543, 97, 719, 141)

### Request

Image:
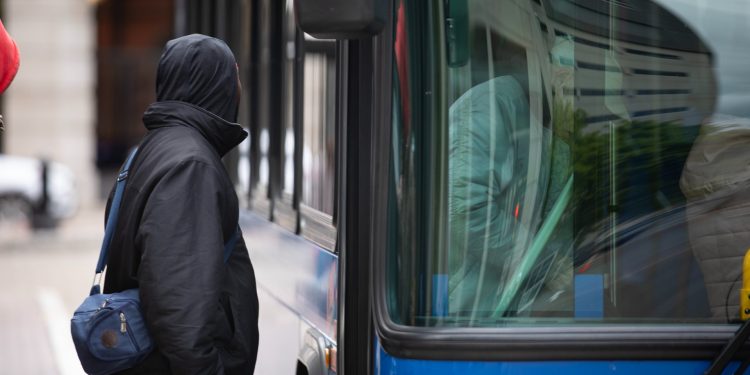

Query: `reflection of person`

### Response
(448, 76, 530, 315)
(0, 18, 20, 130)
(447, 73, 574, 318)
(680, 116, 750, 322)
(103, 35, 259, 374)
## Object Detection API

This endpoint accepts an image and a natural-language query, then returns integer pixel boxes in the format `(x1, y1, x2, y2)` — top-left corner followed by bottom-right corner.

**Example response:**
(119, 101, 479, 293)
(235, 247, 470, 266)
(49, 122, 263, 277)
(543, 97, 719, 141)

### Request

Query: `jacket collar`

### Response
(142, 100, 247, 157)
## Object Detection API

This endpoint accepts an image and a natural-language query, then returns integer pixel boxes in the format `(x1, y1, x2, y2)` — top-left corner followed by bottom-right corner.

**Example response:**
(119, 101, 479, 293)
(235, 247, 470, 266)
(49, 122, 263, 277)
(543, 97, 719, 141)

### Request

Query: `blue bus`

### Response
(177, 0, 750, 373)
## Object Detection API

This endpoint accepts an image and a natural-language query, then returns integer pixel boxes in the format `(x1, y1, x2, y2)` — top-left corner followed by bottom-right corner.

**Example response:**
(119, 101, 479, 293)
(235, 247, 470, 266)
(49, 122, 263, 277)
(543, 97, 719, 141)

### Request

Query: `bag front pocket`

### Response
(87, 307, 141, 361)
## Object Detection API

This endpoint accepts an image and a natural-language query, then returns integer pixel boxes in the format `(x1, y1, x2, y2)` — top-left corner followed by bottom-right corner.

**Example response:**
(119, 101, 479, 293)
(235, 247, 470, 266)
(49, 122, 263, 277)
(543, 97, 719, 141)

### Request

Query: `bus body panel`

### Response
(374, 339, 746, 375)
(240, 212, 338, 371)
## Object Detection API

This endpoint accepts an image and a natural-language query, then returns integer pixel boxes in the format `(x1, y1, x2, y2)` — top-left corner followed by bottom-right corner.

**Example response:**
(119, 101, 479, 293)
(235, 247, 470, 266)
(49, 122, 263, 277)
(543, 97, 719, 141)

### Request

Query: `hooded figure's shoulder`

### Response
(137, 123, 227, 178)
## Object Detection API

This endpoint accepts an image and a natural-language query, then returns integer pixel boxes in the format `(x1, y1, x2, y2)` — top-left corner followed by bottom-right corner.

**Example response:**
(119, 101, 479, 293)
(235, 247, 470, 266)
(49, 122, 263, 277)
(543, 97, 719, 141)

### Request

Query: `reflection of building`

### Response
(539, 0, 716, 128)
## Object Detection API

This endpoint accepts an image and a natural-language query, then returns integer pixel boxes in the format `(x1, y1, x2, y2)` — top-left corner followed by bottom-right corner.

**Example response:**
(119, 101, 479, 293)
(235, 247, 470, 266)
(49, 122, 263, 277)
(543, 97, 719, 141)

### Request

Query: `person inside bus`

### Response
(447, 73, 532, 316)
(446, 30, 578, 319)
(0, 18, 20, 129)
(102, 34, 259, 374)
(680, 116, 750, 322)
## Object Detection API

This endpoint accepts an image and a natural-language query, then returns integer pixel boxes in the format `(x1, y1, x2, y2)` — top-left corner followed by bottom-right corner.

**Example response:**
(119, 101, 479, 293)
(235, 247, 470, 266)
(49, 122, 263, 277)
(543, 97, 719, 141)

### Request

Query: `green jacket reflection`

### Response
(447, 76, 530, 316)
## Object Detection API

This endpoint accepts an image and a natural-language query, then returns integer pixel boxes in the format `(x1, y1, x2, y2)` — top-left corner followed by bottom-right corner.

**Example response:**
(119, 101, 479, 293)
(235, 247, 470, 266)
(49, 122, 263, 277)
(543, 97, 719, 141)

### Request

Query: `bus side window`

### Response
(247, 0, 281, 219)
(271, 0, 302, 232)
(234, 0, 252, 207)
(222, 0, 251, 202)
(299, 34, 338, 251)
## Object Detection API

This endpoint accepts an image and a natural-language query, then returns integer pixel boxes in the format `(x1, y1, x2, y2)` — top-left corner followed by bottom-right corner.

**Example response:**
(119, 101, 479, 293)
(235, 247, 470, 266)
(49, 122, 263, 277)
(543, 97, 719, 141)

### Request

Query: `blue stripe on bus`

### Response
(240, 211, 339, 343)
(375, 339, 748, 374)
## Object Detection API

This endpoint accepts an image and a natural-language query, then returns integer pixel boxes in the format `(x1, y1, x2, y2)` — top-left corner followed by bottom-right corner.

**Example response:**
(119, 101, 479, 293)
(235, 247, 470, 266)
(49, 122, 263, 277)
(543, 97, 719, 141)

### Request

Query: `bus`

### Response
(175, 0, 750, 373)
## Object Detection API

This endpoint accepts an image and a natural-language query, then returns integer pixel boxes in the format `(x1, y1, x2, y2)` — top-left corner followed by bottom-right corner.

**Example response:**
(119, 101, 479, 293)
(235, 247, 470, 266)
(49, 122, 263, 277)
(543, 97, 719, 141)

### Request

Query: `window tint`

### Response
(301, 36, 337, 216)
(281, 0, 297, 200)
(388, 0, 750, 327)
(268, 0, 302, 232)
(293, 32, 337, 250)
(247, 0, 281, 214)
(224, 0, 250, 196)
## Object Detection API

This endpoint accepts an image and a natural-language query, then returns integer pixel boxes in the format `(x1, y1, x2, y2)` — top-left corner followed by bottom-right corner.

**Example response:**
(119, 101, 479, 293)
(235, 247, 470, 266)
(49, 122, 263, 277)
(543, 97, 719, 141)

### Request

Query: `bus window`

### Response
(387, 0, 750, 327)
(235, 0, 252, 207)
(247, 0, 281, 217)
(270, 0, 301, 232)
(301, 35, 336, 216)
(281, 0, 296, 202)
(299, 34, 337, 250)
(222, 0, 250, 198)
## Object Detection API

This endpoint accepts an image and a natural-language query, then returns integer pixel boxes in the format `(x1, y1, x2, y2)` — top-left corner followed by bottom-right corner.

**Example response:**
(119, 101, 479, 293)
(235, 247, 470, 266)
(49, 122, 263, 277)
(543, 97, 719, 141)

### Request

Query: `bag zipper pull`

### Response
(119, 312, 127, 334)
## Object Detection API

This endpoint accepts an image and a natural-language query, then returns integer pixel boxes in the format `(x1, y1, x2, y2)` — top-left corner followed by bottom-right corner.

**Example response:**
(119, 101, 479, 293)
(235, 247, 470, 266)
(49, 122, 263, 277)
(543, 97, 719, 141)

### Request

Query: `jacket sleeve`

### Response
(135, 159, 230, 375)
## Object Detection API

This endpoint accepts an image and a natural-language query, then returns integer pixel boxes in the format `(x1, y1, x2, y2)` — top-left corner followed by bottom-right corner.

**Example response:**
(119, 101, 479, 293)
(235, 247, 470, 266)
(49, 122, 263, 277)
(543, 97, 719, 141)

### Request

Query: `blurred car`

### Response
(0, 154, 77, 229)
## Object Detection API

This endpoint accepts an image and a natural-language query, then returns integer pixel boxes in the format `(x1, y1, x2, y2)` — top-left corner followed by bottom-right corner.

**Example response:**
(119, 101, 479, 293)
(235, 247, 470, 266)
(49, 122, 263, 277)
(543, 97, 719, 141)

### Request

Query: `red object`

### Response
(0, 19, 20, 94)
(394, 1, 410, 133)
(578, 261, 593, 274)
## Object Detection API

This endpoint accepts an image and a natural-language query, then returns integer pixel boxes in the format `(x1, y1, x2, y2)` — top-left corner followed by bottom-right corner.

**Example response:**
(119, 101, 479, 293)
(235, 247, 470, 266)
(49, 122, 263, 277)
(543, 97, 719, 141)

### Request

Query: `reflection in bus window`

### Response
(284, 127, 294, 196)
(301, 38, 336, 216)
(281, 0, 296, 199)
(248, 0, 279, 214)
(237, 136, 251, 200)
(447, 77, 533, 315)
(388, 0, 750, 327)
(259, 128, 270, 188)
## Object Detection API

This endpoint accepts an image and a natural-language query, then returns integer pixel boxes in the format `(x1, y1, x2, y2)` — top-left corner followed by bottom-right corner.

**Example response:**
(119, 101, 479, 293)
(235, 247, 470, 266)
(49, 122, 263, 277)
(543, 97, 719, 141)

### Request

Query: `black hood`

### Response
(143, 34, 247, 157)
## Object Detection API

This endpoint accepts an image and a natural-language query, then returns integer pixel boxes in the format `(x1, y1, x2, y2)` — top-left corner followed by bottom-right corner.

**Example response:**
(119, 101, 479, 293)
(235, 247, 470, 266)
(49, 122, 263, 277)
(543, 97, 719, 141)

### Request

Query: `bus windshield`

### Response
(387, 0, 750, 327)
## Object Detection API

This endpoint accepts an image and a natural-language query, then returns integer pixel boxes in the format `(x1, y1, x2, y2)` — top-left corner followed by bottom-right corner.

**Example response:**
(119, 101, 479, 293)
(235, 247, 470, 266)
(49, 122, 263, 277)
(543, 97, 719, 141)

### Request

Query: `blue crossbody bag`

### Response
(70, 148, 239, 375)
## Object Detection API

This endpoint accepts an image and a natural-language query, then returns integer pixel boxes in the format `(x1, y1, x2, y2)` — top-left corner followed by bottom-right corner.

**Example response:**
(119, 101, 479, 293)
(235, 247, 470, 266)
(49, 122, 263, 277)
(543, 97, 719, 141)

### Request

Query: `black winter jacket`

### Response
(103, 35, 259, 375)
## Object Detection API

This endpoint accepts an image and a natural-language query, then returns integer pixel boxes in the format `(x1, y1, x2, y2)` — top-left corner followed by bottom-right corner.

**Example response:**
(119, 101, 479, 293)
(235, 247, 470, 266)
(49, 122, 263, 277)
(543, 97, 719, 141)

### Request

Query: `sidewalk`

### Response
(0, 205, 104, 375)
(0, 203, 104, 251)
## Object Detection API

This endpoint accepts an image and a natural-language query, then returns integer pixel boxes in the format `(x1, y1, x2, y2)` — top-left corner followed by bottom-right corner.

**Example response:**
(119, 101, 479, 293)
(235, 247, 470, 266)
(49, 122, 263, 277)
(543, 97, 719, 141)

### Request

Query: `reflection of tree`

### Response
(553, 100, 698, 231)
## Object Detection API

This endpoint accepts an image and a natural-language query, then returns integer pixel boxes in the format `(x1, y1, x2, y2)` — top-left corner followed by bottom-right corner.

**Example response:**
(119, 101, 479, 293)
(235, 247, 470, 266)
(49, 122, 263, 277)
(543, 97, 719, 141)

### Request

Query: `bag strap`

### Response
(94, 148, 139, 275)
(90, 148, 139, 295)
(89, 147, 240, 295)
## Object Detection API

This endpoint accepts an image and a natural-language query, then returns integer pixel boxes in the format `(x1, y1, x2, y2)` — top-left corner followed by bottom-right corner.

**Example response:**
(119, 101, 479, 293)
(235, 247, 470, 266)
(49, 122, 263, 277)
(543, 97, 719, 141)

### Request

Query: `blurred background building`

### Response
(1, 0, 173, 208)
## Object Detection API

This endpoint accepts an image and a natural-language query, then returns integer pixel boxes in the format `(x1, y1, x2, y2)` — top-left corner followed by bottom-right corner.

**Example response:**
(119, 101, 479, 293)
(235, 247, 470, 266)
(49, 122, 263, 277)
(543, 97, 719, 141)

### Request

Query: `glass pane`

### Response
(388, 0, 750, 327)
(249, 0, 275, 205)
(230, 0, 252, 196)
(237, 136, 251, 201)
(259, 128, 270, 188)
(301, 36, 336, 215)
(281, 0, 296, 198)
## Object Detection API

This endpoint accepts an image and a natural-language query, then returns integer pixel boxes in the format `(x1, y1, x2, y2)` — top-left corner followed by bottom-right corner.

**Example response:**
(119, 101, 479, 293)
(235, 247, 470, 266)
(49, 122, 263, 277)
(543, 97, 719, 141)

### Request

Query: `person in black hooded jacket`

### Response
(102, 34, 259, 374)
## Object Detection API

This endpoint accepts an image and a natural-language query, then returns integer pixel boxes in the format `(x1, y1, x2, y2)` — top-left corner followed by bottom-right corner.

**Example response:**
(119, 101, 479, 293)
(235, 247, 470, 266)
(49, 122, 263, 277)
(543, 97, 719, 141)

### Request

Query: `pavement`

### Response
(0, 205, 289, 375)
(0, 205, 103, 375)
